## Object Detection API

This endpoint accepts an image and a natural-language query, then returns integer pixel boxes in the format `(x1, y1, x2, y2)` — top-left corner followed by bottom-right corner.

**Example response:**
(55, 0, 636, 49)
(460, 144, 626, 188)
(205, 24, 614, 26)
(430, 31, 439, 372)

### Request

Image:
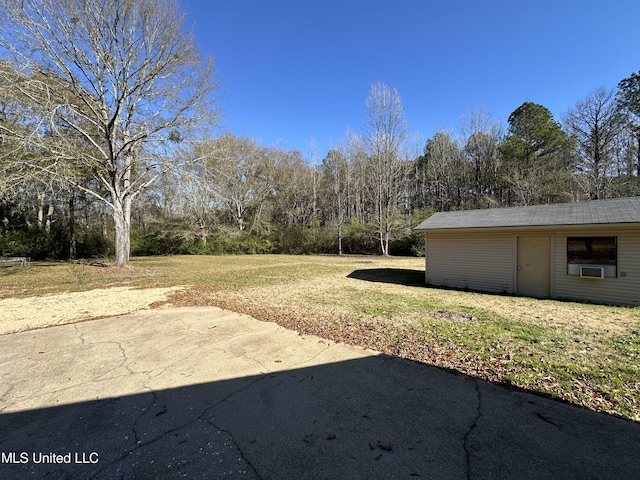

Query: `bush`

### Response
(76, 230, 113, 258)
(275, 224, 318, 254)
(178, 233, 277, 256)
(0, 226, 68, 260)
(207, 234, 274, 255)
(389, 230, 424, 256)
(341, 220, 378, 254)
(131, 228, 184, 256)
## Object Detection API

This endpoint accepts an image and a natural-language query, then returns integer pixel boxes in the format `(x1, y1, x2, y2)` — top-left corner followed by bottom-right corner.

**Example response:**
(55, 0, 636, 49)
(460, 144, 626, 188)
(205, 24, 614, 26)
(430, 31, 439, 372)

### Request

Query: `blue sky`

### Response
(180, 0, 639, 160)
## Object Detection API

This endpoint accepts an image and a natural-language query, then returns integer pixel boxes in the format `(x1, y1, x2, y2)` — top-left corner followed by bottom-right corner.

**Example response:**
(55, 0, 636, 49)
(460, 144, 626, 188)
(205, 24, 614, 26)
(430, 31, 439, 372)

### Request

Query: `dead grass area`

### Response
(0, 286, 182, 335)
(0, 261, 159, 299)
(1, 254, 639, 421)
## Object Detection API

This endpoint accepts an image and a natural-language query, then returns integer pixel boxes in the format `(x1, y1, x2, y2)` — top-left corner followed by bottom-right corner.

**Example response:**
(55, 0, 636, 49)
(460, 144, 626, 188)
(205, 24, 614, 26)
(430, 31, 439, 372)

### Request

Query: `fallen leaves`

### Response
(215, 298, 635, 420)
(152, 257, 640, 422)
(377, 441, 393, 451)
(8, 256, 639, 421)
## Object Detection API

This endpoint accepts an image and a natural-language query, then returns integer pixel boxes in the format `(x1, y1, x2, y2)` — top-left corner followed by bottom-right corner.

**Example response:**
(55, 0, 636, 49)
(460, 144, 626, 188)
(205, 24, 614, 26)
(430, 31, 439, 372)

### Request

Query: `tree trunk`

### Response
(102, 207, 109, 240)
(383, 230, 390, 257)
(37, 191, 45, 229)
(382, 205, 391, 257)
(69, 192, 77, 260)
(377, 193, 386, 256)
(636, 133, 640, 177)
(44, 203, 54, 234)
(113, 197, 131, 267)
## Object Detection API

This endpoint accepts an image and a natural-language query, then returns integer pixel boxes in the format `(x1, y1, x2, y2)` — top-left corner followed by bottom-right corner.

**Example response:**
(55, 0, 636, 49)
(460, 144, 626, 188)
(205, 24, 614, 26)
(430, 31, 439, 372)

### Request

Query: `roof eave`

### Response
(415, 222, 640, 232)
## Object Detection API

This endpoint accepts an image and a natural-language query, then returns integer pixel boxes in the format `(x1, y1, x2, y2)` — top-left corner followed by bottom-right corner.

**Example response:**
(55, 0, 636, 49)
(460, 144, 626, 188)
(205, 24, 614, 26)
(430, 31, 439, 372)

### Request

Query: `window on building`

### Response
(567, 237, 617, 277)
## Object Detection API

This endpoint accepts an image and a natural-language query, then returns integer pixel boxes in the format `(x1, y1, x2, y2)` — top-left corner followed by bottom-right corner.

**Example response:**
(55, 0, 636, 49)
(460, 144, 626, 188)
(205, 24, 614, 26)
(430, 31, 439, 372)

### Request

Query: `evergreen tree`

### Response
(499, 102, 576, 205)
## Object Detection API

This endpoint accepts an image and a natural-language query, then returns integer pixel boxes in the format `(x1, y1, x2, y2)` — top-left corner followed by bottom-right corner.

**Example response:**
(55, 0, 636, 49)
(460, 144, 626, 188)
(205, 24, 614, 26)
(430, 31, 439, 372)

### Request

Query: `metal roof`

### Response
(414, 196, 640, 231)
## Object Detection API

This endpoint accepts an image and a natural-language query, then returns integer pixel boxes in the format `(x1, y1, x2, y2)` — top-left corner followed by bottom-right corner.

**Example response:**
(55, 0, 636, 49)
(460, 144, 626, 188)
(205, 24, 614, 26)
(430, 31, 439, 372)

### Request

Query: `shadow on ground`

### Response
(347, 268, 426, 287)
(2, 355, 639, 479)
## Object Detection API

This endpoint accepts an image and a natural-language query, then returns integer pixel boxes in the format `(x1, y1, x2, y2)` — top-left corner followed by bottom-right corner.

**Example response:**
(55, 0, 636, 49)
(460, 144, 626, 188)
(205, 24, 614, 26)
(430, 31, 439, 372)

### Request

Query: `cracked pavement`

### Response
(1, 306, 639, 479)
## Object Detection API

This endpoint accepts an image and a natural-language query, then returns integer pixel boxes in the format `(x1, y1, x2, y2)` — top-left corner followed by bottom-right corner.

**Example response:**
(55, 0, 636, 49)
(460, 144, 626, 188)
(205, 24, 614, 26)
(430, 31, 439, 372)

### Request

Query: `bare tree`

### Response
(270, 150, 315, 228)
(617, 71, 640, 179)
(0, 0, 219, 266)
(459, 107, 502, 206)
(343, 129, 367, 224)
(0, 62, 45, 198)
(563, 88, 624, 199)
(172, 162, 219, 244)
(422, 131, 468, 211)
(206, 134, 275, 234)
(319, 147, 349, 255)
(363, 82, 409, 256)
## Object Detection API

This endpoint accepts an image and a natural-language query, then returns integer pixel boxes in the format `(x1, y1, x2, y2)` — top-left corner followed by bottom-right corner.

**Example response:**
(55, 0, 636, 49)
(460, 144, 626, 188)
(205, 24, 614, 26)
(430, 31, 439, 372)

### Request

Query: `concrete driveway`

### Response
(0, 306, 639, 479)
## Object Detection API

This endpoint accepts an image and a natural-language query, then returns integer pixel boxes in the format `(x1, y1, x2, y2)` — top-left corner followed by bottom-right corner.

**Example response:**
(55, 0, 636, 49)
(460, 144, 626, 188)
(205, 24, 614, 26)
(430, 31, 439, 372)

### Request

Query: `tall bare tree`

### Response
(421, 131, 469, 211)
(319, 147, 349, 255)
(0, 0, 219, 266)
(617, 71, 640, 182)
(205, 134, 276, 233)
(363, 82, 408, 256)
(459, 107, 502, 207)
(563, 88, 624, 199)
(172, 161, 219, 244)
(270, 150, 315, 228)
(342, 129, 367, 223)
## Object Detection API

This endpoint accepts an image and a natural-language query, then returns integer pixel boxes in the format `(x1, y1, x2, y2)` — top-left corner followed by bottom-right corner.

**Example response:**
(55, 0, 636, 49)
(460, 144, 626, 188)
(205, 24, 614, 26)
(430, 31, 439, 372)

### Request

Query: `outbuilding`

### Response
(414, 196, 640, 306)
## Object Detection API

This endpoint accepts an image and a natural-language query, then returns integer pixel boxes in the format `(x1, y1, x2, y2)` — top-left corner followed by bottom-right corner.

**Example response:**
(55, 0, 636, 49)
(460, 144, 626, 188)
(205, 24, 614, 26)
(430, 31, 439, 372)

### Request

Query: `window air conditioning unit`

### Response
(580, 265, 605, 279)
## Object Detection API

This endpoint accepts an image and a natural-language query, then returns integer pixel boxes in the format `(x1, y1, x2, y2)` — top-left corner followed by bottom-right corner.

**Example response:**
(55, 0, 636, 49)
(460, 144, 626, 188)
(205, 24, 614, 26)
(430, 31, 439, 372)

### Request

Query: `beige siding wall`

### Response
(552, 229, 640, 306)
(425, 233, 515, 293)
(423, 227, 640, 306)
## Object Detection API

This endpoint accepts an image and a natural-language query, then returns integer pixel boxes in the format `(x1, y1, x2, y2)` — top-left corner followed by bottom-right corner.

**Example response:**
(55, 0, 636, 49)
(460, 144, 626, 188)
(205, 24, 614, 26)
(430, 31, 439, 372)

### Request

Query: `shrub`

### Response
(0, 226, 68, 260)
(389, 230, 424, 256)
(76, 230, 113, 258)
(178, 233, 277, 256)
(342, 220, 378, 254)
(130, 228, 181, 256)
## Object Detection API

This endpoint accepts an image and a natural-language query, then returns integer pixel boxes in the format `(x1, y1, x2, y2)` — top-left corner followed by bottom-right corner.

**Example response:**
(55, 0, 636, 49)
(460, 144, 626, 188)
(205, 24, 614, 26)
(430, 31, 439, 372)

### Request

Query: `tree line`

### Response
(1, 0, 639, 264)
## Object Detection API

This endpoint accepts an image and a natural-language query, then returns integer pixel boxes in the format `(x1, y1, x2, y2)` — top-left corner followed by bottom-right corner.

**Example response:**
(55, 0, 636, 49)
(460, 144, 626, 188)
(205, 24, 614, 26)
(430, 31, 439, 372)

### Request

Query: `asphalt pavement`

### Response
(0, 306, 638, 479)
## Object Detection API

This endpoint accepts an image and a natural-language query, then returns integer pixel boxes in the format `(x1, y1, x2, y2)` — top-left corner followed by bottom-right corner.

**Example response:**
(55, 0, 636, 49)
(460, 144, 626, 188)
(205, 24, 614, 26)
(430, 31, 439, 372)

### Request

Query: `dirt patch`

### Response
(0, 286, 182, 335)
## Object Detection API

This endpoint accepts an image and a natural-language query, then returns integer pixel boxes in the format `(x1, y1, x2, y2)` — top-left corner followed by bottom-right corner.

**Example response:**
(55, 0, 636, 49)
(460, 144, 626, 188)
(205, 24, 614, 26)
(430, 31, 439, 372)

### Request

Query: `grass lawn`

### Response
(1, 254, 639, 421)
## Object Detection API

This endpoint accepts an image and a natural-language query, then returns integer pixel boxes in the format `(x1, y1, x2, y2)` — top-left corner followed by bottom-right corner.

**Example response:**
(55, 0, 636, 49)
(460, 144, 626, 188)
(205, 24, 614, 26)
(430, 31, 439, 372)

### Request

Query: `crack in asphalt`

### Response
(1, 334, 140, 411)
(92, 340, 134, 381)
(132, 388, 159, 445)
(463, 379, 481, 480)
(0, 384, 14, 414)
(85, 331, 285, 480)
(74, 323, 134, 382)
(204, 418, 264, 480)
(74, 324, 87, 344)
(195, 373, 272, 480)
(287, 342, 334, 370)
(87, 374, 268, 479)
(115, 341, 133, 375)
(87, 373, 160, 479)
(15, 317, 332, 479)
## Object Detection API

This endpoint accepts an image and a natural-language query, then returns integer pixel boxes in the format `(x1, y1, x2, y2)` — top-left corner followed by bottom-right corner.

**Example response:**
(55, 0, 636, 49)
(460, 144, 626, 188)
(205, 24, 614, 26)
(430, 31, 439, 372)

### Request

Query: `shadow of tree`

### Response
(347, 268, 425, 287)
